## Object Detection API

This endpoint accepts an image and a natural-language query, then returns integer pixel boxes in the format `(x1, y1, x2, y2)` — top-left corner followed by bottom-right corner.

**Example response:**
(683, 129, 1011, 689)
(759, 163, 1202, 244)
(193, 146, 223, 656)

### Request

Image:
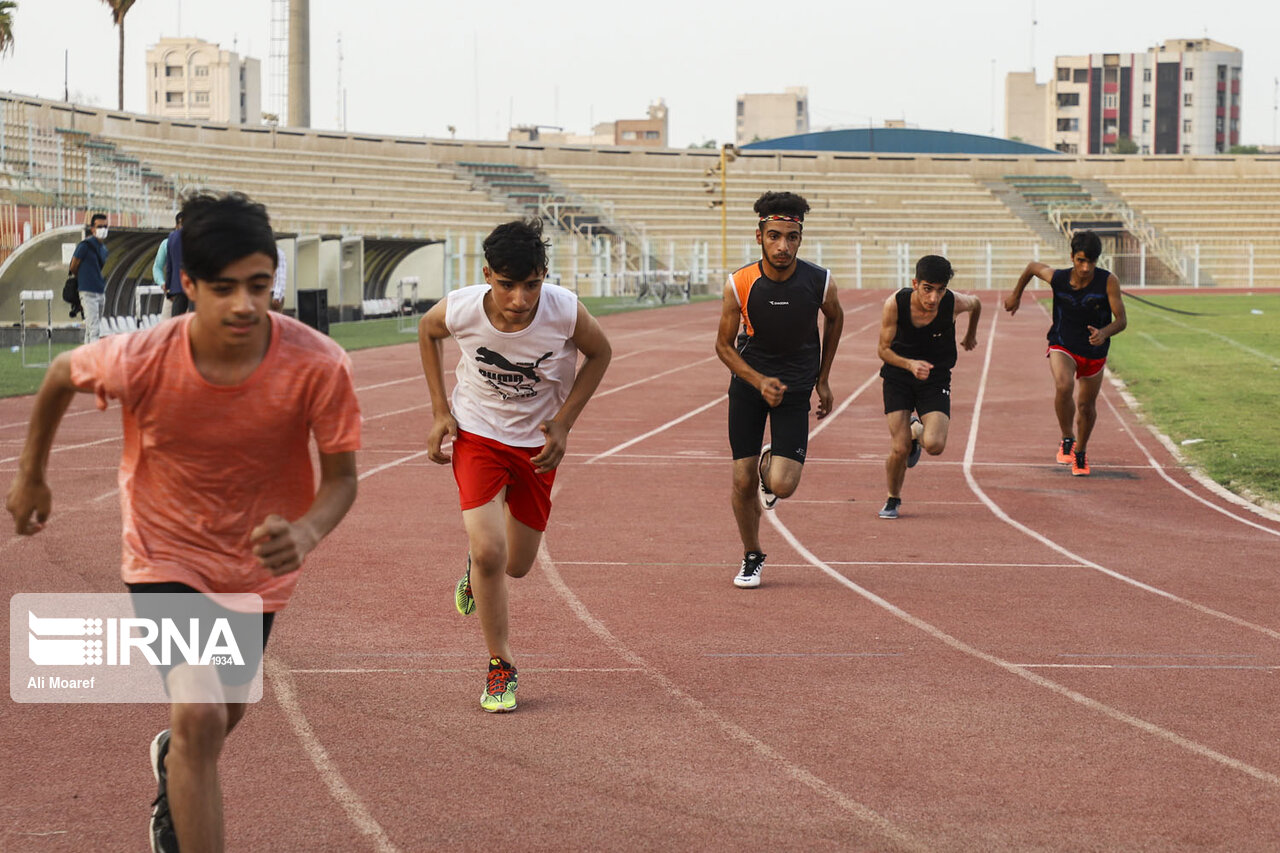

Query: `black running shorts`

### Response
(727, 378, 812, 462)
(127, 581, 275, 689)
(882, 370, 952, 418)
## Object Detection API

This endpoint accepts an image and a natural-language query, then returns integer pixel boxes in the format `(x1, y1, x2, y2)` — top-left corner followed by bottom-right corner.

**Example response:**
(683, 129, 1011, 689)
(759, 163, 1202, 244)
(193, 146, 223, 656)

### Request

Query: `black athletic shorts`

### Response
(882, 369, 952, 418)
(727, 377, 812, 462)
(127, 581, 275, 690)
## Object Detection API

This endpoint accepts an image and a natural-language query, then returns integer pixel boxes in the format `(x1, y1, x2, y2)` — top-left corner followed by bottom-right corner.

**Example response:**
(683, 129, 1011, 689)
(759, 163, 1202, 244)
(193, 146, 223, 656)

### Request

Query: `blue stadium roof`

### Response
(741, 128, 1060, 156)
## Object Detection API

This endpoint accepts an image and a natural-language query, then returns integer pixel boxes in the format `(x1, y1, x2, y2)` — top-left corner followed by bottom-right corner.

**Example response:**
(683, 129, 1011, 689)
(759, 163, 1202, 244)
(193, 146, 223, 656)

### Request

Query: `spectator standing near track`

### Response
(153, 212, 188, 318)
(875, 255, 982, 519)
(6, 192, 362, 853)
(69, 213, 109, 342)
(714, 191, 844, 588)
(418, 218, 611, 713)
(1004, 230, 1127, 476)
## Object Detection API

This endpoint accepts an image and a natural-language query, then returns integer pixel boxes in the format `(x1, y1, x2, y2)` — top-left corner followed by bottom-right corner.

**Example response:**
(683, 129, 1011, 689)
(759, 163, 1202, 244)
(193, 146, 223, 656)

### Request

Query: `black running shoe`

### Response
(878, 497, 902, 519)
(907, 415, 923, 469)
(149, 729, 178, 853)
(734, 551, 765, 588)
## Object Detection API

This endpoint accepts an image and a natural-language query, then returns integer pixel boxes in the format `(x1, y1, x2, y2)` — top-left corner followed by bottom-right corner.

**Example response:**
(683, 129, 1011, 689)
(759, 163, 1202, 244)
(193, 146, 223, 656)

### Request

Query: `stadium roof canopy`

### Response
(741, 128, 1060, 155)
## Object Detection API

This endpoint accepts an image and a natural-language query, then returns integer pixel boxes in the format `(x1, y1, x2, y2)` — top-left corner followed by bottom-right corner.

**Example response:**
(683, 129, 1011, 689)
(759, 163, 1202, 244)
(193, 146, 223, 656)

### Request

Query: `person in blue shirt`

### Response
(152, 212, 188, 318)
(69, 213, 109, 342)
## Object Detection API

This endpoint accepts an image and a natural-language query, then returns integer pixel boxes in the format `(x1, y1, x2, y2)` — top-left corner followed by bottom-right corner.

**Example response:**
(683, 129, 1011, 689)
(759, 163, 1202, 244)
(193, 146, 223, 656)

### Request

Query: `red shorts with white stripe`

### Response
(1047, 345, 1107, 379)
(451, 429, 555, 531)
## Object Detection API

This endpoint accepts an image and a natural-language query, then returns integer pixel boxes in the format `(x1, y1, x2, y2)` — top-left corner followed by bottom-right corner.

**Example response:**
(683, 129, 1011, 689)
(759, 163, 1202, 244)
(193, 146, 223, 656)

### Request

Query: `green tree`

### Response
(1228, 144, 1262, 155)
(0, 1, 17, 56)
(100, 0, 136, 110)
(1115, 135, 1139, 155)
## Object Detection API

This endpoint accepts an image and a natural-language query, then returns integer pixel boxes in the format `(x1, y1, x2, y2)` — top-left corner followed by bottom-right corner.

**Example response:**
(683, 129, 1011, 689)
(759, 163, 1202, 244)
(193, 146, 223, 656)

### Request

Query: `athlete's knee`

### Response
(732, 466, 758, 496)
(506, 559, 535, 579)
(170, 703, 229, 758)
(923, 437, 946, 456)
(469, 542, 507, 576)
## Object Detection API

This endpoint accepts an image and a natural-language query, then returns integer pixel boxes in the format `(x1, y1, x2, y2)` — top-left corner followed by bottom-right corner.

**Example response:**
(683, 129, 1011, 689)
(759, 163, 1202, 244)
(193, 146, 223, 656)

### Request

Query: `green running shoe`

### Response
(481, 657, 518, 713)
(455, 555, 475, 616)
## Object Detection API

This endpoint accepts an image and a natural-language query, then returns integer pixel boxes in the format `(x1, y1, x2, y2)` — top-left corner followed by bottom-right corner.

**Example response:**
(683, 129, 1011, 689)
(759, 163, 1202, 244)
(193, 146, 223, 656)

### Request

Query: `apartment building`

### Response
(146, 37, 262, 126)
(1007, 38, 1242, 155)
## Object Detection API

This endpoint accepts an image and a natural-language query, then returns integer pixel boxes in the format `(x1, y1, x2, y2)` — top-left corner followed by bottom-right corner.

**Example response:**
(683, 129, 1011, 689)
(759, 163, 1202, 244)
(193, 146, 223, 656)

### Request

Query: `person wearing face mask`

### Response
(69, 213, 110, 342)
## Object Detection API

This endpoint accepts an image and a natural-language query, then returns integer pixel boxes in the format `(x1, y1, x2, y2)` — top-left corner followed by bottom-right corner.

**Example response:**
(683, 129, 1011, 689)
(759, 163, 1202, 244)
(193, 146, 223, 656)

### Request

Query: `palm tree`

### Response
(0, 1, 17, 57)
(100, 0, 135, 110)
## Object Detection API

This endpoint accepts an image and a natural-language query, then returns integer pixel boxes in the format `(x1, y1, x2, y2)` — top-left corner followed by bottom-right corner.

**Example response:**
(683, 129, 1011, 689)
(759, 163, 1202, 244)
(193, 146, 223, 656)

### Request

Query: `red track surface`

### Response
(2, 291, 1279, 851)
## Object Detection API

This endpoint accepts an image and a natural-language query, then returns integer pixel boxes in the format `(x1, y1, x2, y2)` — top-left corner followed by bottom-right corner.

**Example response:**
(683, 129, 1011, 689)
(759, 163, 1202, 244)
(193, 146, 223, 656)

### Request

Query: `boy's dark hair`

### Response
(753, 191, 809, 222)
(89, 213, 107, 227)
(179, 192, 277, 283)
(1070, 230, 1103, 262)
(915, 255, 954, 285)
(483, 218, 549, 280)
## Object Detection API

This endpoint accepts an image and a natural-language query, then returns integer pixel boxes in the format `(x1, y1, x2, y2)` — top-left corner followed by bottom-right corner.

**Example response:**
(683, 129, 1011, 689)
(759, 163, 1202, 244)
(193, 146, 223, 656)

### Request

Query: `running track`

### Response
(2, 290, 1278, 851)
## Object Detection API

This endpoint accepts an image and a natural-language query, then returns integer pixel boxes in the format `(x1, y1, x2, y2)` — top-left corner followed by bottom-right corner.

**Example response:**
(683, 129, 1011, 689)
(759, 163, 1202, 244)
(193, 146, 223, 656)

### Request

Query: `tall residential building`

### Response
(1006, 38, 1242, 155)
(146, 37, 263, 125)
(736, 87, 809, 146)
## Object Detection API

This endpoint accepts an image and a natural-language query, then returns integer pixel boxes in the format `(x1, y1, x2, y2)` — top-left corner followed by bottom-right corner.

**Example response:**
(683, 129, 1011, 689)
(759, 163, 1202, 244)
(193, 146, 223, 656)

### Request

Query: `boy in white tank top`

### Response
(418, 219, 612, 712)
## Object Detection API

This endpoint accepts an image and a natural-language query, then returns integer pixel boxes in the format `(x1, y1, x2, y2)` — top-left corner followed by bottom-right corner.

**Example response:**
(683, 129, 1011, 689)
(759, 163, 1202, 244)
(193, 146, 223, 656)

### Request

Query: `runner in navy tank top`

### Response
(1004, 230, 1127, 476)
(877, 255, 983, 519)
(715, 191, 844, 589)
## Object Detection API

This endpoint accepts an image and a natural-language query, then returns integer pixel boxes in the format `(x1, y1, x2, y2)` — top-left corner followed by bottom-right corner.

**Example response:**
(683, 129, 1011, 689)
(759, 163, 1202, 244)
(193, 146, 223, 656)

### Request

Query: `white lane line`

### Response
(0, 405, 104, 431)
(536, 537, 928, 852)
(583, 396, 725, 464)
(596, 355, 720, 398)
(963, 311, 1280, 642)
(1136, 331, 1171, 351)
(1016, 664, 1280, 671)
(550, 558, 1080, 563)
(1132, 305, 1280, 367)
(289, 667, 644, 674)
(363, 403, 430, 423)
(1101, 391, 1280, 534)
(355, 376, 418, 393)
(764, 510, 1280, 788)
(357, 449, 433, 481)
(0, 435, 118, 465)
(264, 657, 401, 853)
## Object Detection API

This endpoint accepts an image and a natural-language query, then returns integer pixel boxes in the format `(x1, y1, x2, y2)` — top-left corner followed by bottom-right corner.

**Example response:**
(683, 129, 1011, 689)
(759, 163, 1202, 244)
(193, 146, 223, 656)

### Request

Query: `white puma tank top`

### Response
(444, 283, 580, 447)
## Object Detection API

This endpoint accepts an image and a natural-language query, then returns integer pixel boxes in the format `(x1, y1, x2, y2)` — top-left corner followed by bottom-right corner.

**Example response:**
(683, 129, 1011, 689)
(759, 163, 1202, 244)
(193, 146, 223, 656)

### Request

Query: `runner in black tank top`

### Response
(715, 191, 845, 588)
(877, 255, 983, 519)
(1004, 230, 1128, 476)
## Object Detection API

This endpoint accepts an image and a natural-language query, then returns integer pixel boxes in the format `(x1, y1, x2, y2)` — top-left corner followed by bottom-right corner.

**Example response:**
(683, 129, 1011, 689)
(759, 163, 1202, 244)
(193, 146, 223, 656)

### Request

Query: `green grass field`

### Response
(1103, 292, 1280, 505)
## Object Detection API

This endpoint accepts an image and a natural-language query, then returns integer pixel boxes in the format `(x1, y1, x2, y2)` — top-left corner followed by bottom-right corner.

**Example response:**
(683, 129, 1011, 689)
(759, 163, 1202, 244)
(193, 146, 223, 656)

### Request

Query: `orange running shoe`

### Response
(1056, 436, 1075, 465)
(1071, 450, 1090, 476)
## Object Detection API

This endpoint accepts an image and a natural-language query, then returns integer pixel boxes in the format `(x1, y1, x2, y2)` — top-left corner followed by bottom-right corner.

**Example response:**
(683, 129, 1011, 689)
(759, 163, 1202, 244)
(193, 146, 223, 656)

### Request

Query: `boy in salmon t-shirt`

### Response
(6, 192, 362, 853)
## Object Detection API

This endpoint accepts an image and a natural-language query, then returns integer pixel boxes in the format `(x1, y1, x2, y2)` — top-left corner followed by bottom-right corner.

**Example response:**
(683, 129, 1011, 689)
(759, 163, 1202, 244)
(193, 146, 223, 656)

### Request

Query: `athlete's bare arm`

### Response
(715, 281, 786, 406)
(877, 294, 932, 380)
(418, 298, 457, 465)
(814, 278, 843, 419)
(1088, 273, 1128, 346)
(530, 301, 612, 474)
(250, 450, 357, 576)
(5, 352, 82, 535)
(953, 291, 983, 351)
(1005, 261, 1054, 315)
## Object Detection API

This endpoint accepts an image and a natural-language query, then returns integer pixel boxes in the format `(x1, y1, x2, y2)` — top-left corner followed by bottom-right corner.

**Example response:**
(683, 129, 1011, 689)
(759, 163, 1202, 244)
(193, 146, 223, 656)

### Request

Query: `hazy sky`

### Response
(2, 1, 1277, 147)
